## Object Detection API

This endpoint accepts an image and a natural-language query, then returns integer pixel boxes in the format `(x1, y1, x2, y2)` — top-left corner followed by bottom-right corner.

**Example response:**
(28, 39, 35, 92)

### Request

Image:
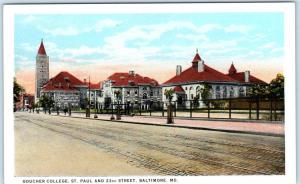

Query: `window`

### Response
(127, 90, 130, 95)
(185, 87, 188, 90)
(191, 94, 194, 99)
(135, 90, 138, 95)
(230, 87, 234, 98)
(142, 87, 147, 91)
(216, 86, 221, 99)
(239, 87, 245, 97)
(143, 93, 147, 99)
(223, 86, 227, 98)
(190, 86, 193, 90)
(150, 90, 153, 96)
(196, 86, 201, 95)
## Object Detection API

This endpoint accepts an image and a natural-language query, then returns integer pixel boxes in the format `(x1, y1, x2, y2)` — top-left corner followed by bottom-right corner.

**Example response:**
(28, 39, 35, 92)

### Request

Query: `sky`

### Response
(14, 13, 284, 94)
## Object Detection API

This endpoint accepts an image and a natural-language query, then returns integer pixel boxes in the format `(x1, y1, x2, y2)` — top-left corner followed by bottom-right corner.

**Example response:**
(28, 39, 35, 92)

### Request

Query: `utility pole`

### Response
(86, 75, 91, 118)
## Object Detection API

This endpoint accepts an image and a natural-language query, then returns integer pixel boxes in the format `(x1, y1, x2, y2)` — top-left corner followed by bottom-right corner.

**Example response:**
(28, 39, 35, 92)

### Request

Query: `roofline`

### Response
(41, 89, 79, 92)
(161, 81, 263, 87)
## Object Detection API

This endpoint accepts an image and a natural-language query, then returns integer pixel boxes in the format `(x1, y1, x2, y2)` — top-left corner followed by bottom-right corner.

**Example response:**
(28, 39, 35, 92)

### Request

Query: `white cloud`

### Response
(94, 19, 120, 32)
(23, 15, 39, 23)
(38, 26, 80, 36)
(224, 25, 252, 34)
(259, 42, 276, 49)
(176, 34, 209, 42)
(38, 18, 121, 36)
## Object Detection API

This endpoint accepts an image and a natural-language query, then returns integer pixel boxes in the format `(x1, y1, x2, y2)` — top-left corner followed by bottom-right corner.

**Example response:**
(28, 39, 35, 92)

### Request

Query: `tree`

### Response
(164, 88, 174, 102)
(39, 94, 54, 113)
(247, 84, 270, 97)
(247, 73, 284, 98)
(164, 88, 174, 124)
(13, 78, 25, 103)
(200, 83, 212, 106)
(270, 73, 284, 98)
(114, 90, 122, 120)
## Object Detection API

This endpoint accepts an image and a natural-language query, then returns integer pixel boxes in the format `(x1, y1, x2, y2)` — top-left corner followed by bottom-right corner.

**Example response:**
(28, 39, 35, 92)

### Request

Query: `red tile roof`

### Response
(163, 64, 238, 85)
(228, 63, 237, 74)
(88, 82, 102, 90)
(227, 63, 266, 84)
(42, 71, 86, 91)
(107, 72, 159, 87)
(227, 72, 266, 84)
(173, 86, 185, 93)
(38, 40, 47, 55)
(192, 52, 202, 63)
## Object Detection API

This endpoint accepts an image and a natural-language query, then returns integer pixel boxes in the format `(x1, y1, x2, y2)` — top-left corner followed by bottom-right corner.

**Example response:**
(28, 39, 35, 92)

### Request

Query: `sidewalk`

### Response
(51, 112, 284, 137)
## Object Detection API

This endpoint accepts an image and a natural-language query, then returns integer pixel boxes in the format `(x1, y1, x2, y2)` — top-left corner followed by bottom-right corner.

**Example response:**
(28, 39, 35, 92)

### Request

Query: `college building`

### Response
(35, 40, 266, 110)
(162, 51, 266, 107)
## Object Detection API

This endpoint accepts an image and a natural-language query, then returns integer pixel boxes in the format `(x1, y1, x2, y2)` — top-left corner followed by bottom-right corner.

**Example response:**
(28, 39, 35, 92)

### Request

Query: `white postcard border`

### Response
(3, 3, 296, 184)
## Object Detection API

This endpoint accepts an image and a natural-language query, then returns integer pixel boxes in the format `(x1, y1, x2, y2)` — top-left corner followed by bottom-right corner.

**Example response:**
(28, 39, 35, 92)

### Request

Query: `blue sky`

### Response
(14, 13, 284, 93)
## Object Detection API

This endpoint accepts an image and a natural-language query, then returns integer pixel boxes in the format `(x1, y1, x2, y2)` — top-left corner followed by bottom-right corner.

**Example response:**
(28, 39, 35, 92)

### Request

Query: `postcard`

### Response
(3, 3, 296, 184)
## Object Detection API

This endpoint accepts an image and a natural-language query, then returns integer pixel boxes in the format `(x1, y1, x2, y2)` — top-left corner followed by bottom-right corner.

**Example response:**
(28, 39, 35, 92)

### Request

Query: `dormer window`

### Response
(128, 80, 135, 86)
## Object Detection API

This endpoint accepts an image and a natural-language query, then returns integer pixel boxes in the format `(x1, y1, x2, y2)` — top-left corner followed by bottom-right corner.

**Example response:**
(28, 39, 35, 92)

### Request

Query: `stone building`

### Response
(35, 39, 49, 100)
(99, 71, 162, 109)
(162, 51, 266, 107)
(41, 71, 89, 109)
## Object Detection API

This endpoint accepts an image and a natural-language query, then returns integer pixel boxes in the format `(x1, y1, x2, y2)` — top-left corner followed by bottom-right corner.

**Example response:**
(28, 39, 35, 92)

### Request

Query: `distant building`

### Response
(35, 39, 49, 100)
(99, 71, 162, 109)
(162, 50, 266, 107)
(87, 82, 102, 108)
(15, 93, 35, 111)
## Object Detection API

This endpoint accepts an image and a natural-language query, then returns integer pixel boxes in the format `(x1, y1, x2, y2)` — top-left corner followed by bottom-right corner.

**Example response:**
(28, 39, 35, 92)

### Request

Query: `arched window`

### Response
(196, 86, 201, 95)
(223, 86, 227, 98)
(230, 86, 234, 98)
(239, 87, 245, 97)
(190, 86, 193, 90)
(216, 86, 221, 99)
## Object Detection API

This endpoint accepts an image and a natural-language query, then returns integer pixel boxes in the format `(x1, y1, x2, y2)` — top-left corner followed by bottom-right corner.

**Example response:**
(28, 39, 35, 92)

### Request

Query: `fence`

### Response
(71, 96, 283, 121)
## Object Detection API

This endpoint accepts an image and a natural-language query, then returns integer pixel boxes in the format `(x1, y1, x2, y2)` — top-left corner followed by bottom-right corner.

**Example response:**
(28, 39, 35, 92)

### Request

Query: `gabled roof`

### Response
(107, 72, 159, 87)
(37, 40, 47, 55)
(42, 71, 86, 91)
(88, 82, 102, 90)
(227, 72, 267, 84)
(173, 86, 185, 93)
(163, 64, 238, 85)
(226, 63, 266, 84)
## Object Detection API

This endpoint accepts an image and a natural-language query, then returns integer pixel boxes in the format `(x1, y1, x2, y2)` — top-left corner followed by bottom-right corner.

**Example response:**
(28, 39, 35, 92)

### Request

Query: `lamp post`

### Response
(114, 90, 121, 120)
(86, 76, 91, 118)
(94, 96, 98, 118)
(164, 89, 174, 124)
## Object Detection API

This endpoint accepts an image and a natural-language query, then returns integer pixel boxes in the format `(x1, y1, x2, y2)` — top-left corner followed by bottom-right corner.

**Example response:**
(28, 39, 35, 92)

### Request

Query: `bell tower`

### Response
(35, 39, 49, 100)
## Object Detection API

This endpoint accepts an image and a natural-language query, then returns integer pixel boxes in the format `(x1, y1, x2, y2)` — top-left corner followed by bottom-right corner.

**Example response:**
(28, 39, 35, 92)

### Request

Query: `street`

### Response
(15, 112, 285, 176)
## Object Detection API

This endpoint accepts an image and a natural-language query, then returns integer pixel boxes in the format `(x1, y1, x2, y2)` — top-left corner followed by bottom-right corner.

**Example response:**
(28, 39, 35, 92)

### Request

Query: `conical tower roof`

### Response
(192, 49, 202, 63)
(228, 63, 237, 74)
(37, 39, 47, 55)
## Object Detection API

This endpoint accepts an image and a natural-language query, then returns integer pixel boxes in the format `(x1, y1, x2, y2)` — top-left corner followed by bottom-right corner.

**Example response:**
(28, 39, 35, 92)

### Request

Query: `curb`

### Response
(48, 114, 284, 137)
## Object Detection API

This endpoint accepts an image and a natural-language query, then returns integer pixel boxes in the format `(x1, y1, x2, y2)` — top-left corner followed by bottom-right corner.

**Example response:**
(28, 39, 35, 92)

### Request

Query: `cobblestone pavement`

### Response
(15, 112, 285, 176)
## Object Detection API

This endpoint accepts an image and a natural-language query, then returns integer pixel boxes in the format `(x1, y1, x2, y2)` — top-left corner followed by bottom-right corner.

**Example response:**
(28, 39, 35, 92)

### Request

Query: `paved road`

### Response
(15, 112, 285, 176)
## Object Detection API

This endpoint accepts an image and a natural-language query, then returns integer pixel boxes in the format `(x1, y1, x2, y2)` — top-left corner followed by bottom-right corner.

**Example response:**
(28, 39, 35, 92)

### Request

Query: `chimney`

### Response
(244, 71, 250, 82)
(198, 60, 205, 73)
(176, 65, 182, 76)
(129, 70, 135, 76)
(83, 78, 87, 84)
